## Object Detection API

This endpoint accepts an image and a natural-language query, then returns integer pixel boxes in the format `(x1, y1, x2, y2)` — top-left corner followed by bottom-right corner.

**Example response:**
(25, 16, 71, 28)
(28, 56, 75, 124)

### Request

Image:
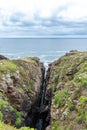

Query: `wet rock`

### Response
(0, 55, 8, 60)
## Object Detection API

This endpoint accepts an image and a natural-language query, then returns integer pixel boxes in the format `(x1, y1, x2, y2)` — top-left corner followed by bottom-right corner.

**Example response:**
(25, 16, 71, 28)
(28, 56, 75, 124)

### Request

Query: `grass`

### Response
(80, 96, 87, 106)
(52, 120, 58, 130)
(27, 85, 33, 90)
(0, 60, 17, 73)
(0, 99, 8, 109)
(67, 101, 74, 111)
(49, 51, 87, 129)
(73, 72, 87, 87)
(0, 92, 23, 127)
(20, 57, 37, 65)
(0, 121, 35, 130)
(77, 96, 87, 125)
(14, 111, 22, 127)
(15, 117, 22, 127)
(9, 105, 15, 112)
(53, 87, 68, 107)
(18, 87, 24, 93)
(0, 112, 3, 120)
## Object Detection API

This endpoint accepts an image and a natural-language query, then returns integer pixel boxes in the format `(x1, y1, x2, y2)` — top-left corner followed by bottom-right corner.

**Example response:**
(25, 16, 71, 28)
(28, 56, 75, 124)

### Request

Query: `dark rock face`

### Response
(25, 65, 51, 130)
(0, 57, 44, 127)
(0, 55, 8, 60)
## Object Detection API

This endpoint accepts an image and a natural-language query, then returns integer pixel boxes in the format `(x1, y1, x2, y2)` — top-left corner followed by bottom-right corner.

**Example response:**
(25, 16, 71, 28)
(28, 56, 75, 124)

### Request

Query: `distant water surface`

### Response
(0, 38, 87, 63)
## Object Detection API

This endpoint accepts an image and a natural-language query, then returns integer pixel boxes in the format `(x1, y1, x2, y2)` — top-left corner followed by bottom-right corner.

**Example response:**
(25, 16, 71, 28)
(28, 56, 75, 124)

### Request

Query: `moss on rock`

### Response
(0, 121, 34, 130)
(47, 51, 87, 130)
(0, 56, 43, 129)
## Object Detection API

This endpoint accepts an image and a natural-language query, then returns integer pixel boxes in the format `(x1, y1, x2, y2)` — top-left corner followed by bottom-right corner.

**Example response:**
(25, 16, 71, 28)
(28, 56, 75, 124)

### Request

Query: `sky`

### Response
(0, 0, 87, 37)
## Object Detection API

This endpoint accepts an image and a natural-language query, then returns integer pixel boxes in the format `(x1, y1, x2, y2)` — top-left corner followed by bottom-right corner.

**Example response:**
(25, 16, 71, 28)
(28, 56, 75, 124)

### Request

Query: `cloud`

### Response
(0, 0, 87, 37)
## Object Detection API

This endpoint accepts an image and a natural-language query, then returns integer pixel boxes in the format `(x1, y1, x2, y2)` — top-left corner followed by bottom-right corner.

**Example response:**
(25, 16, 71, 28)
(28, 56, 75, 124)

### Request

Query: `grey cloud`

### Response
(1, 10, 87, 36)
(10, 12, 25, 23)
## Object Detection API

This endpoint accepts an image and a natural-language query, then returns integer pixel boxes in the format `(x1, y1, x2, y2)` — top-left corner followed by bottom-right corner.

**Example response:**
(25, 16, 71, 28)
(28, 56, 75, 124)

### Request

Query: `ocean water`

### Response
(0, 38, 87, 63)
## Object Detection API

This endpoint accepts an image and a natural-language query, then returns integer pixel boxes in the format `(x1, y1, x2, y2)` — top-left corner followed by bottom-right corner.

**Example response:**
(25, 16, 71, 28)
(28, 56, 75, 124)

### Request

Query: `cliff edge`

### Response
(46, 50, 87, 130)
(0, 56, 43, 128)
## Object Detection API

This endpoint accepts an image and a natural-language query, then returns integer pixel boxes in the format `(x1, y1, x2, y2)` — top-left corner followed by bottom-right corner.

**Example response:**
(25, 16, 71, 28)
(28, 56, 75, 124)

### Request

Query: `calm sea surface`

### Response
(0, 38, 87, 63)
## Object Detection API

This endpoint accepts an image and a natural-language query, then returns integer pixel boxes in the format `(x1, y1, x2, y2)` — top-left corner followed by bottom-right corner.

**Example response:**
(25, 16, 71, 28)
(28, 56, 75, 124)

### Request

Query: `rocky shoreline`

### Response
(0, 50, 87, 130)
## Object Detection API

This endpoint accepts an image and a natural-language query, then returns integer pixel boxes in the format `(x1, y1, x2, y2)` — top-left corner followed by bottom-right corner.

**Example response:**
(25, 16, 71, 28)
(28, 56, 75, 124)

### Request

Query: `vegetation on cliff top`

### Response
(0, 56, 42, 129)
(0, 52, 87, 130)
(48, 51, 87, 130)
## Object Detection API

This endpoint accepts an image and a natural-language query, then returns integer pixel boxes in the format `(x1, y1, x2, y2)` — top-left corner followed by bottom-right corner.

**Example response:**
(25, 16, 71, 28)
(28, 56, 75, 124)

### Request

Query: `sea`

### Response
(0, 38, 87, 64)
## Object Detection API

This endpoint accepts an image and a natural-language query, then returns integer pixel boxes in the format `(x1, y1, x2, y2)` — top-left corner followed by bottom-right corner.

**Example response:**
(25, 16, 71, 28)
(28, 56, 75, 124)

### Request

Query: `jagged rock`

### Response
(1, 51, 87, 130)
(46, 51, 87, 130)
(0, 55, 8, 60)
(0, 56, 44, 127)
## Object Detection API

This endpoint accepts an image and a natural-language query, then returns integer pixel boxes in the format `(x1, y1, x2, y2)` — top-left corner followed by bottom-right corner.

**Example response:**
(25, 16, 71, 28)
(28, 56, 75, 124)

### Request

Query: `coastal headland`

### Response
(0, 50, 87, 130)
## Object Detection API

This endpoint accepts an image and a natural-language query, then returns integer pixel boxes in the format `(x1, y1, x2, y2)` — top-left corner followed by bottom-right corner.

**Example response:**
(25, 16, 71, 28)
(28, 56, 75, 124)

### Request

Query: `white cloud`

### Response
(0, 0, 69, 18)
(59, 0, 87, 21)
(0, 0, 87, 36)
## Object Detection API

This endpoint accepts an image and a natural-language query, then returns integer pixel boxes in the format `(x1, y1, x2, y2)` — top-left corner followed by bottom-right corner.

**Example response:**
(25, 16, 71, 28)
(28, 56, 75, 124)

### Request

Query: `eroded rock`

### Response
(0, 56, 44, 127)
(46, 51, 87, 130)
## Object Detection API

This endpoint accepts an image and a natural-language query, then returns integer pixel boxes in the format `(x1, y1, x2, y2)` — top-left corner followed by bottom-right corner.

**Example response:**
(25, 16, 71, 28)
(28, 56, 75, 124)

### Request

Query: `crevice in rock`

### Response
(24, 63, 52, 130)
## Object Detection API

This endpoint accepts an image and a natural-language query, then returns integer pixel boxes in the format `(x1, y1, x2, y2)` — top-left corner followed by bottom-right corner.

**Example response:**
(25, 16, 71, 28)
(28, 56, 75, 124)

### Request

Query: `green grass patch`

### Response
(80, 96, 87, 106)
(67, 101, 74, 111)
(18, 87, 24, 93)
(53, 88, 68, 107)
(0, 60, 17, 73)
(15, 117, 22, 127)
(0, 99, 8, 109)
(80, 77, 87, 87)
(0, 112, 3, 120)
(48, 84, 56, 92)
(15, 111, 22, 127)
(9, 105, 15, 112)
(77, 96, 87, 125)
(21, 57, 37, 65)
(52, 120, 58, 130)
(0, 121, 34, 130)
(27, 84, 33, 90)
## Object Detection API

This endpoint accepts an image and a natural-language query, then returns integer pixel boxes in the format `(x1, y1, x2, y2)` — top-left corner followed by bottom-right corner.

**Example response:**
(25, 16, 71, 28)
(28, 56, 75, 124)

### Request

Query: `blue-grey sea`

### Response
(0, 38, 87, 63)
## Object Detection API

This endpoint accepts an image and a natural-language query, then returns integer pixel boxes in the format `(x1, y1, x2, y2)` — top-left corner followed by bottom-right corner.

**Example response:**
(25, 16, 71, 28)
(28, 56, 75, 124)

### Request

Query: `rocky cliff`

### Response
(46, 50, 87, 130)
(0, 56, 44, 128)
(0, 51, 87, 130)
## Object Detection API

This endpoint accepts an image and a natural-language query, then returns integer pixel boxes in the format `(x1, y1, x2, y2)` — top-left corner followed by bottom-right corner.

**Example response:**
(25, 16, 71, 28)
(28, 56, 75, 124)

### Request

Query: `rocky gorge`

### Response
(0, 50, 87, 130)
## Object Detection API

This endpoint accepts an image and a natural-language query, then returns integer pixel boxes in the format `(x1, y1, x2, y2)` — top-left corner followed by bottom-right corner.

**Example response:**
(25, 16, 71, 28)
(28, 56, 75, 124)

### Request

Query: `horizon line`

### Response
(0, 35, 87, 38)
